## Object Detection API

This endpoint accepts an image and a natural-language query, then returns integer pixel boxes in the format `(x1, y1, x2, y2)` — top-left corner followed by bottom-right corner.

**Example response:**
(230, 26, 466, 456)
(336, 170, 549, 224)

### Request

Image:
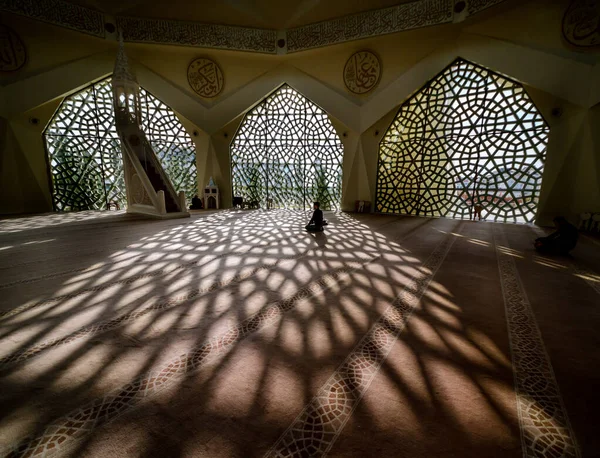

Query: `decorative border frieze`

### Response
(494, 226, 580, 458)
(0, 0, 105, 37)
(467, 0, 507, 15)
(0, 0, 510, 53)
(266, 224, 458, 457)
(287, 0, 454, 53)
(116, 16, 278, 54)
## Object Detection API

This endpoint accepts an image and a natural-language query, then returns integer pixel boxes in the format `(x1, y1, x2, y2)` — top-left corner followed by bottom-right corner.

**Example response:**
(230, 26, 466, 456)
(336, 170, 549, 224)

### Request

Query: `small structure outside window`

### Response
(204, 177, 219, 209)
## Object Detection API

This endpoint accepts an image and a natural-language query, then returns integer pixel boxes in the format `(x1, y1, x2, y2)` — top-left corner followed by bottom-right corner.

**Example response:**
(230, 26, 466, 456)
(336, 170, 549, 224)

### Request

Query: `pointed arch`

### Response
(375, 58, 549, 223)
(44, 77, 197, 211)
(231, 84, 344, 210)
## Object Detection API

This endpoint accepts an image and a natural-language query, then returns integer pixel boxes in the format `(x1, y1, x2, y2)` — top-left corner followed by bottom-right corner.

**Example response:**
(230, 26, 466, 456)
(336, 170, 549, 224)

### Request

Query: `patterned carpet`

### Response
(0, 210, 598, 457)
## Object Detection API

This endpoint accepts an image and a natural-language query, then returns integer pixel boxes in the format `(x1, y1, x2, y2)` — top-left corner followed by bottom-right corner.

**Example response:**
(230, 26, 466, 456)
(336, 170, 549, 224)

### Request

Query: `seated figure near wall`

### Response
(534, 216, 579, 255)
(233, 196, 244, 209)
(189, 195, 203, 210)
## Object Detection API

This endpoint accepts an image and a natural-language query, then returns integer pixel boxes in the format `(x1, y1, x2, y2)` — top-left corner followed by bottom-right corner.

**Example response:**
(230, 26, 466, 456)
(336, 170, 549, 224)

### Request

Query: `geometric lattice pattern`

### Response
(4, 220, 372, 457)
(494, 226, 580, 457)
(0, 224, 324, 367)
(266, 226, 458, 458)
(45, 77, 197, 211)
(376, 58, 549, 223)
(231, 84, 343, 210)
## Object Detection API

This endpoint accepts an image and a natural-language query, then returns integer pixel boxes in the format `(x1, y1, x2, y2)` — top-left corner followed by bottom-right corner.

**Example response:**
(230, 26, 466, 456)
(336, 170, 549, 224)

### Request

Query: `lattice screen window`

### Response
(376, 58, 549, 223)
(231, 84, 344, 210)
(45, 78, 197, 212)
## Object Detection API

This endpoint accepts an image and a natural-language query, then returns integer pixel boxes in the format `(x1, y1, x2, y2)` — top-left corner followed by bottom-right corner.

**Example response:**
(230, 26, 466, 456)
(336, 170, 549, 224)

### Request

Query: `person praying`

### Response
(189, 195, 203, 210)
(305, 201, 324, 232)
(534, 216, 579, 255)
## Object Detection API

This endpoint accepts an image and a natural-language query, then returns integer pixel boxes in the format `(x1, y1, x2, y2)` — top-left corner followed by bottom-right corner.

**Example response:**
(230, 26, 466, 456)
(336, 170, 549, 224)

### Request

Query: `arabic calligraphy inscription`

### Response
(187, 58, 225, 98)
(563, 0, 600, 47)
(344, 51, 381, 95)
(0, 25, 26, 72)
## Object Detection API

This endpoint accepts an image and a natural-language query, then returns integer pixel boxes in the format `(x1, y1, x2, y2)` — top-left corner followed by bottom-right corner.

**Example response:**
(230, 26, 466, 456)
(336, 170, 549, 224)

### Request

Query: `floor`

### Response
(0, 210, 598, 458)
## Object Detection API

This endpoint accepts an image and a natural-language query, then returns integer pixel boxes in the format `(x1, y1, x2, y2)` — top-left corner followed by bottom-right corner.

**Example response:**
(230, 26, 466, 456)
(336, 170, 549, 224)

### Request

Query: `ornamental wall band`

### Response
(467, 0, 508, 15)
(1, 0, 510, 53)
(286, 0, 454, 53)
(116, 16, 277, 54)
(0, 0, 104, 37)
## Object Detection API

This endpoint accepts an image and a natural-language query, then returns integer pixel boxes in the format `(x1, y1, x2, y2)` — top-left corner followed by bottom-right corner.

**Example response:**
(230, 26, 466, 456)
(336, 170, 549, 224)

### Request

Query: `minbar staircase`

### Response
(142, 159, 179, 213)
(111, 36, 189, 220)
(117, 114, 189, 219)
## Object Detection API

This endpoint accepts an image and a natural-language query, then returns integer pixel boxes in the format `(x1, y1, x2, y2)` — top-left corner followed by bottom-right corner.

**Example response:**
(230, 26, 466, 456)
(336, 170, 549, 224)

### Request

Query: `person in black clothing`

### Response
(306, 202, 325, 232)
(534, 216, 579, 255)
(189, 195, 203, 210)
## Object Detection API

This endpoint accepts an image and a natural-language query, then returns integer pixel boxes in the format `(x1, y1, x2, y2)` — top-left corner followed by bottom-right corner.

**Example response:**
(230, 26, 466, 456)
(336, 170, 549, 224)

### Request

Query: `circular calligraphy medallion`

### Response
(187, 57, 224, 98)
(343, 50, 381, 95)
(0, 25, 26, 72)
(563, 0, 600, 47)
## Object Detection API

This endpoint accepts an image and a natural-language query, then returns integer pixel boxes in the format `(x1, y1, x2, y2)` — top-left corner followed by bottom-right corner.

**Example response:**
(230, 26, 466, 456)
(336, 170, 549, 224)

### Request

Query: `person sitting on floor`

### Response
(305, 201, 325, 232)
(189, 195, 203, 210)
(534, 216, 579, 255)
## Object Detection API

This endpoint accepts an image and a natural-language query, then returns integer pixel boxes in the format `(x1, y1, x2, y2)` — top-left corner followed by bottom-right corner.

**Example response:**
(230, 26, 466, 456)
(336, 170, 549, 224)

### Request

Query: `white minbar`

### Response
(203, 177, 220, 209)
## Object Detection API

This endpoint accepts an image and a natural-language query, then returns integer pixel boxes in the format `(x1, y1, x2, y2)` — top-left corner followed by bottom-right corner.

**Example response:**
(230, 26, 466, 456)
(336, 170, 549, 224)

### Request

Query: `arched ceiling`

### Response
(67, 0, 418, 29)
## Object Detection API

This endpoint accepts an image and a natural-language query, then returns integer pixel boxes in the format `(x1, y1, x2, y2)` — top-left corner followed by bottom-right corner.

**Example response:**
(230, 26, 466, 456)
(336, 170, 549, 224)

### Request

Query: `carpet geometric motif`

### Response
(45, 77, 197, 211)
(0, 227, 326, 368)
(2, 258, 362, 457)
(494, 226, 580, 457)
(231, 84, 343, 210)
(266, 226, 458, 457)
(376, 58, 549, 223)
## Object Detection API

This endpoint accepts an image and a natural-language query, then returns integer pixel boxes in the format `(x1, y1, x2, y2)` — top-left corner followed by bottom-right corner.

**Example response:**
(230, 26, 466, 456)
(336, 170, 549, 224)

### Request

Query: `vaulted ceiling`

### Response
(67, 0, 419, 29)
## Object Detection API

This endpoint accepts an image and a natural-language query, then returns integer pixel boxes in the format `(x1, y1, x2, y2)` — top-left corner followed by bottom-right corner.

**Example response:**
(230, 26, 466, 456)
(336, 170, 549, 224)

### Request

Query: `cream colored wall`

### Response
(568, 104, 600, 216)
(509, 86, 600, 225)
(464, 0, 595, 63)
(0, 14, 113, 88)
(128, 44, 279, 105)
(210, 115, 243, 209)
(0, 118, 28, 214)
(1, 0, 599, 220)
(171, 112, 211, 199)
(286, 24, 461, 103)
(0, 98, 61, 214)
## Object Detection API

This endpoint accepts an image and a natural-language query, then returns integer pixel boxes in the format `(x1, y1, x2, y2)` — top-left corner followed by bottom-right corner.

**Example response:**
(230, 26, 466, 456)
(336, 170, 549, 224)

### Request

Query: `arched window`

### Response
(231, 84, 344, 210)
(376, 58, 549, 223)
(44, 77, 197, 211)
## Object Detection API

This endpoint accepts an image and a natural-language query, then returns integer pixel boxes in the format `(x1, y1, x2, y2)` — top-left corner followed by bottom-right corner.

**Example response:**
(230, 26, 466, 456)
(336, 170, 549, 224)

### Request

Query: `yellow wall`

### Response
(1, 0, 599, 223)
(0, 96, 60, 214)
(0, 14, 113, 88)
